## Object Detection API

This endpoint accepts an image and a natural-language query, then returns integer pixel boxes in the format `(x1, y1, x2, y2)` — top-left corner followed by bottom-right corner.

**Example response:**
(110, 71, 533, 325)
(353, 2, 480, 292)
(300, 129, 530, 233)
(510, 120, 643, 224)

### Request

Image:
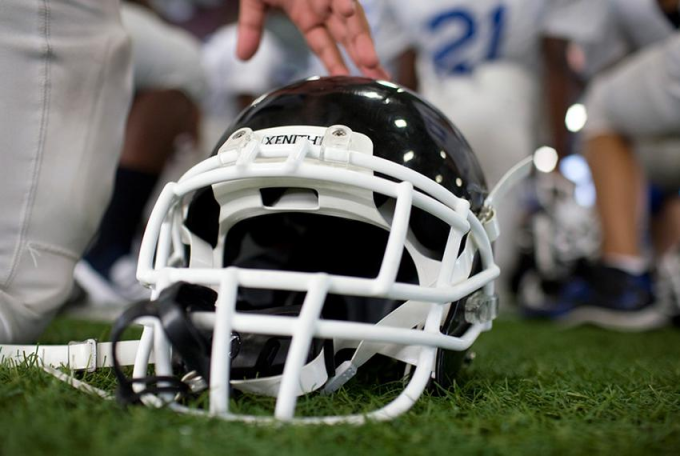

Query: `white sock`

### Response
(603, 253, 648, 275)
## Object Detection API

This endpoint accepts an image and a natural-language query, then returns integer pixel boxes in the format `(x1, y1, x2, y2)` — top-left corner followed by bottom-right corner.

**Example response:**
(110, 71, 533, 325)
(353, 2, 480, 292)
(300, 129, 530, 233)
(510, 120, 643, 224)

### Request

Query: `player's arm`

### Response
(237, 0, 389, 79)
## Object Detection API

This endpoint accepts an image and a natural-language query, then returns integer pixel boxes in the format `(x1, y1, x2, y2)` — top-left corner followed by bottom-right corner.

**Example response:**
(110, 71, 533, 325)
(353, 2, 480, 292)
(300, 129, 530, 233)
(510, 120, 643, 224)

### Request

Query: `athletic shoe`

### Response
(74, 255, 151, 307)
(522, 262, 668, 331)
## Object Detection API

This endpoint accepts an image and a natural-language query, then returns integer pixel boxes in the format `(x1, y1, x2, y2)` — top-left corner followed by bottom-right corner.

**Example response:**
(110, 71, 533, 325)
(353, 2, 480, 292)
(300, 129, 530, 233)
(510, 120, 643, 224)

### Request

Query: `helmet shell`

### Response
(217, 76, 488, 212)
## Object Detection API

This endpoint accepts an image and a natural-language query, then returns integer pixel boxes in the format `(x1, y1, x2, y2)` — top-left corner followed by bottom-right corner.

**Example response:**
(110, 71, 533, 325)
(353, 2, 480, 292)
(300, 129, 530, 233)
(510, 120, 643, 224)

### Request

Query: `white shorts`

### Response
(0, 0, 132, 343)
(122, 2, 206, 103)
(584, 33, 680, 191)
(584, 33, 680, 139)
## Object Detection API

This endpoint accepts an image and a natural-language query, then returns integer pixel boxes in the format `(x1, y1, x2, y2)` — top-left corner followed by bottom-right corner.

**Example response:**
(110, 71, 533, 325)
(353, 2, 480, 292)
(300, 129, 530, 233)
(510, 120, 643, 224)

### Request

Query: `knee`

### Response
(0, 246, 77, 343)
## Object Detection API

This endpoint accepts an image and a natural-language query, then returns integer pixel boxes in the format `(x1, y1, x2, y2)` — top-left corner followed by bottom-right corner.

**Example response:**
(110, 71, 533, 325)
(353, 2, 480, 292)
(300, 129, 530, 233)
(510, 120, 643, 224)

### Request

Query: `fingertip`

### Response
(354, 34, 380, 68)
(236, 32, 257, 61)
(360, 65, 391, 81)
(236, 0, 265, 61)
(329, 65, 350, 77)
(335, 0, 357, 17)
(376, 66, 391, 81)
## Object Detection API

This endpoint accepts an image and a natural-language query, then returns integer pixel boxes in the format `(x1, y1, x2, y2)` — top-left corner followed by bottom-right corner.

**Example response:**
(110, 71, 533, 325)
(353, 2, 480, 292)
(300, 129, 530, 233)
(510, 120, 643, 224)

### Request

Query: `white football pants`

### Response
(0, 0, 132, 343)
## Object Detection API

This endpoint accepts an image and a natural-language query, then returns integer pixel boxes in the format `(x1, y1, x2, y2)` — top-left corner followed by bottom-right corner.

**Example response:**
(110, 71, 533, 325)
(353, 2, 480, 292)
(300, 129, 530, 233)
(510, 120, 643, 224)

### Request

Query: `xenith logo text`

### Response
(263, 134, 323, 146)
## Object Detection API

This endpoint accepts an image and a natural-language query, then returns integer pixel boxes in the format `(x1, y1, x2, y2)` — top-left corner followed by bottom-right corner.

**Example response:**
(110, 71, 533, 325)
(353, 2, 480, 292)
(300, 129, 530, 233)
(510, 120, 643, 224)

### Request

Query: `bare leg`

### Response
(120, 89, 197, 173)
(586, 133, 646, 258)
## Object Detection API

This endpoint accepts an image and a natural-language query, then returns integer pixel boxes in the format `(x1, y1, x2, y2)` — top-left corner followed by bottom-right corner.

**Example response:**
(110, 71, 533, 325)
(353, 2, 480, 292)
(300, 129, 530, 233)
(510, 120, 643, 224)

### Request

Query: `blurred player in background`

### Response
(571, 31, 680, 330)
(521, 0, 680, 330)
(74, 1, 208, 306)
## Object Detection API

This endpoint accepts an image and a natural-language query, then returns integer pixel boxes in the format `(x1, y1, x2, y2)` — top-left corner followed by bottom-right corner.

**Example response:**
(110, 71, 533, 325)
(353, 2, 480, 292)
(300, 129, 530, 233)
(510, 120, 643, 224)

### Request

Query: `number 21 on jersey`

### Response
(428, 5, 507, 74)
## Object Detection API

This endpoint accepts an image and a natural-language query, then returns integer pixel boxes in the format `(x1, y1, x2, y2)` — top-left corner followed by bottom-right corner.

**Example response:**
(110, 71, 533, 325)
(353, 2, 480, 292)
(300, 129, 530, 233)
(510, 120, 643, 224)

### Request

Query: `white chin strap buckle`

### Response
(67, 339, 98, 372)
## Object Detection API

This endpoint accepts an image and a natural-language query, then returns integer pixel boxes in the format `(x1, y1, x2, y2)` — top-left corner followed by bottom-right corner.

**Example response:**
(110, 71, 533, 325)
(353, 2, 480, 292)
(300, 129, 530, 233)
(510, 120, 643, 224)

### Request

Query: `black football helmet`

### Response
(112, 76, 509, 424)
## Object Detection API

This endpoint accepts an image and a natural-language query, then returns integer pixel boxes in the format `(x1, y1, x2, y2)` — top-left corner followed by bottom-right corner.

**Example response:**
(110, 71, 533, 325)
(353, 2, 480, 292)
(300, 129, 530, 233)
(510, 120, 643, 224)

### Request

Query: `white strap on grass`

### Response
(41, 365, 114, 400)
(0, 340, 145, 371)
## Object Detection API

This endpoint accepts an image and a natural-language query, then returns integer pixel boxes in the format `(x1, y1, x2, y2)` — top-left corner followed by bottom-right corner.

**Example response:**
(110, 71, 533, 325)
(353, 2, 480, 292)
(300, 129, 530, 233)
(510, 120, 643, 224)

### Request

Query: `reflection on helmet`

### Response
(112, 76, 501, 424)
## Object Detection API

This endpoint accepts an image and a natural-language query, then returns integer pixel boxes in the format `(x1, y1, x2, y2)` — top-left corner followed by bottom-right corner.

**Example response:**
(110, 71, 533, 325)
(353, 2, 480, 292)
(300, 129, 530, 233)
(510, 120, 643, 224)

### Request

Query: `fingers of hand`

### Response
(304, 25, 350, 76)
(309, 0, 356, 18)
(327, 7, 390, 79)
(332, 0, 357, 17)
(236, 0, 267, 60)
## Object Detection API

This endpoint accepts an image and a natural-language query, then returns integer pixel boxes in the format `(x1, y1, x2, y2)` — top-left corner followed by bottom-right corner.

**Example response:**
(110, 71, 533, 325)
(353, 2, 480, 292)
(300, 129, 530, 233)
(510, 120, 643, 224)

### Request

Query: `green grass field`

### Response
(1, 316, 679, 456)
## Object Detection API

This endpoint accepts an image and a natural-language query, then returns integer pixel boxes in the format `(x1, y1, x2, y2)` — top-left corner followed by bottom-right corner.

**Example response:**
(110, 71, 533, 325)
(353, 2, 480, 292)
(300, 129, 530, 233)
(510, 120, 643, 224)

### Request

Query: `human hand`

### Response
(237, 0, 389, 79)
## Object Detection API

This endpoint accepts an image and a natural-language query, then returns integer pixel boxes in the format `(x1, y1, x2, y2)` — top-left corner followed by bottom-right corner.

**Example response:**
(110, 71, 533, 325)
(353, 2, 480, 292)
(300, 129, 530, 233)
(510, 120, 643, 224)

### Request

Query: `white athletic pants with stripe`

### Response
(0, 0, 132, 343)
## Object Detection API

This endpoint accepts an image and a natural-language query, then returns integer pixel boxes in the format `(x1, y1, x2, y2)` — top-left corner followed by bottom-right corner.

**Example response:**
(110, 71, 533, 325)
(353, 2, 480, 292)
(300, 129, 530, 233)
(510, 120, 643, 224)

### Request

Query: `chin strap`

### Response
(0, 337, 149, 403)
(322, 298, 434, 394)
(231, 349, 330, 397)
(0, 339, 144, 372)
(482, 155, 535, 242)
